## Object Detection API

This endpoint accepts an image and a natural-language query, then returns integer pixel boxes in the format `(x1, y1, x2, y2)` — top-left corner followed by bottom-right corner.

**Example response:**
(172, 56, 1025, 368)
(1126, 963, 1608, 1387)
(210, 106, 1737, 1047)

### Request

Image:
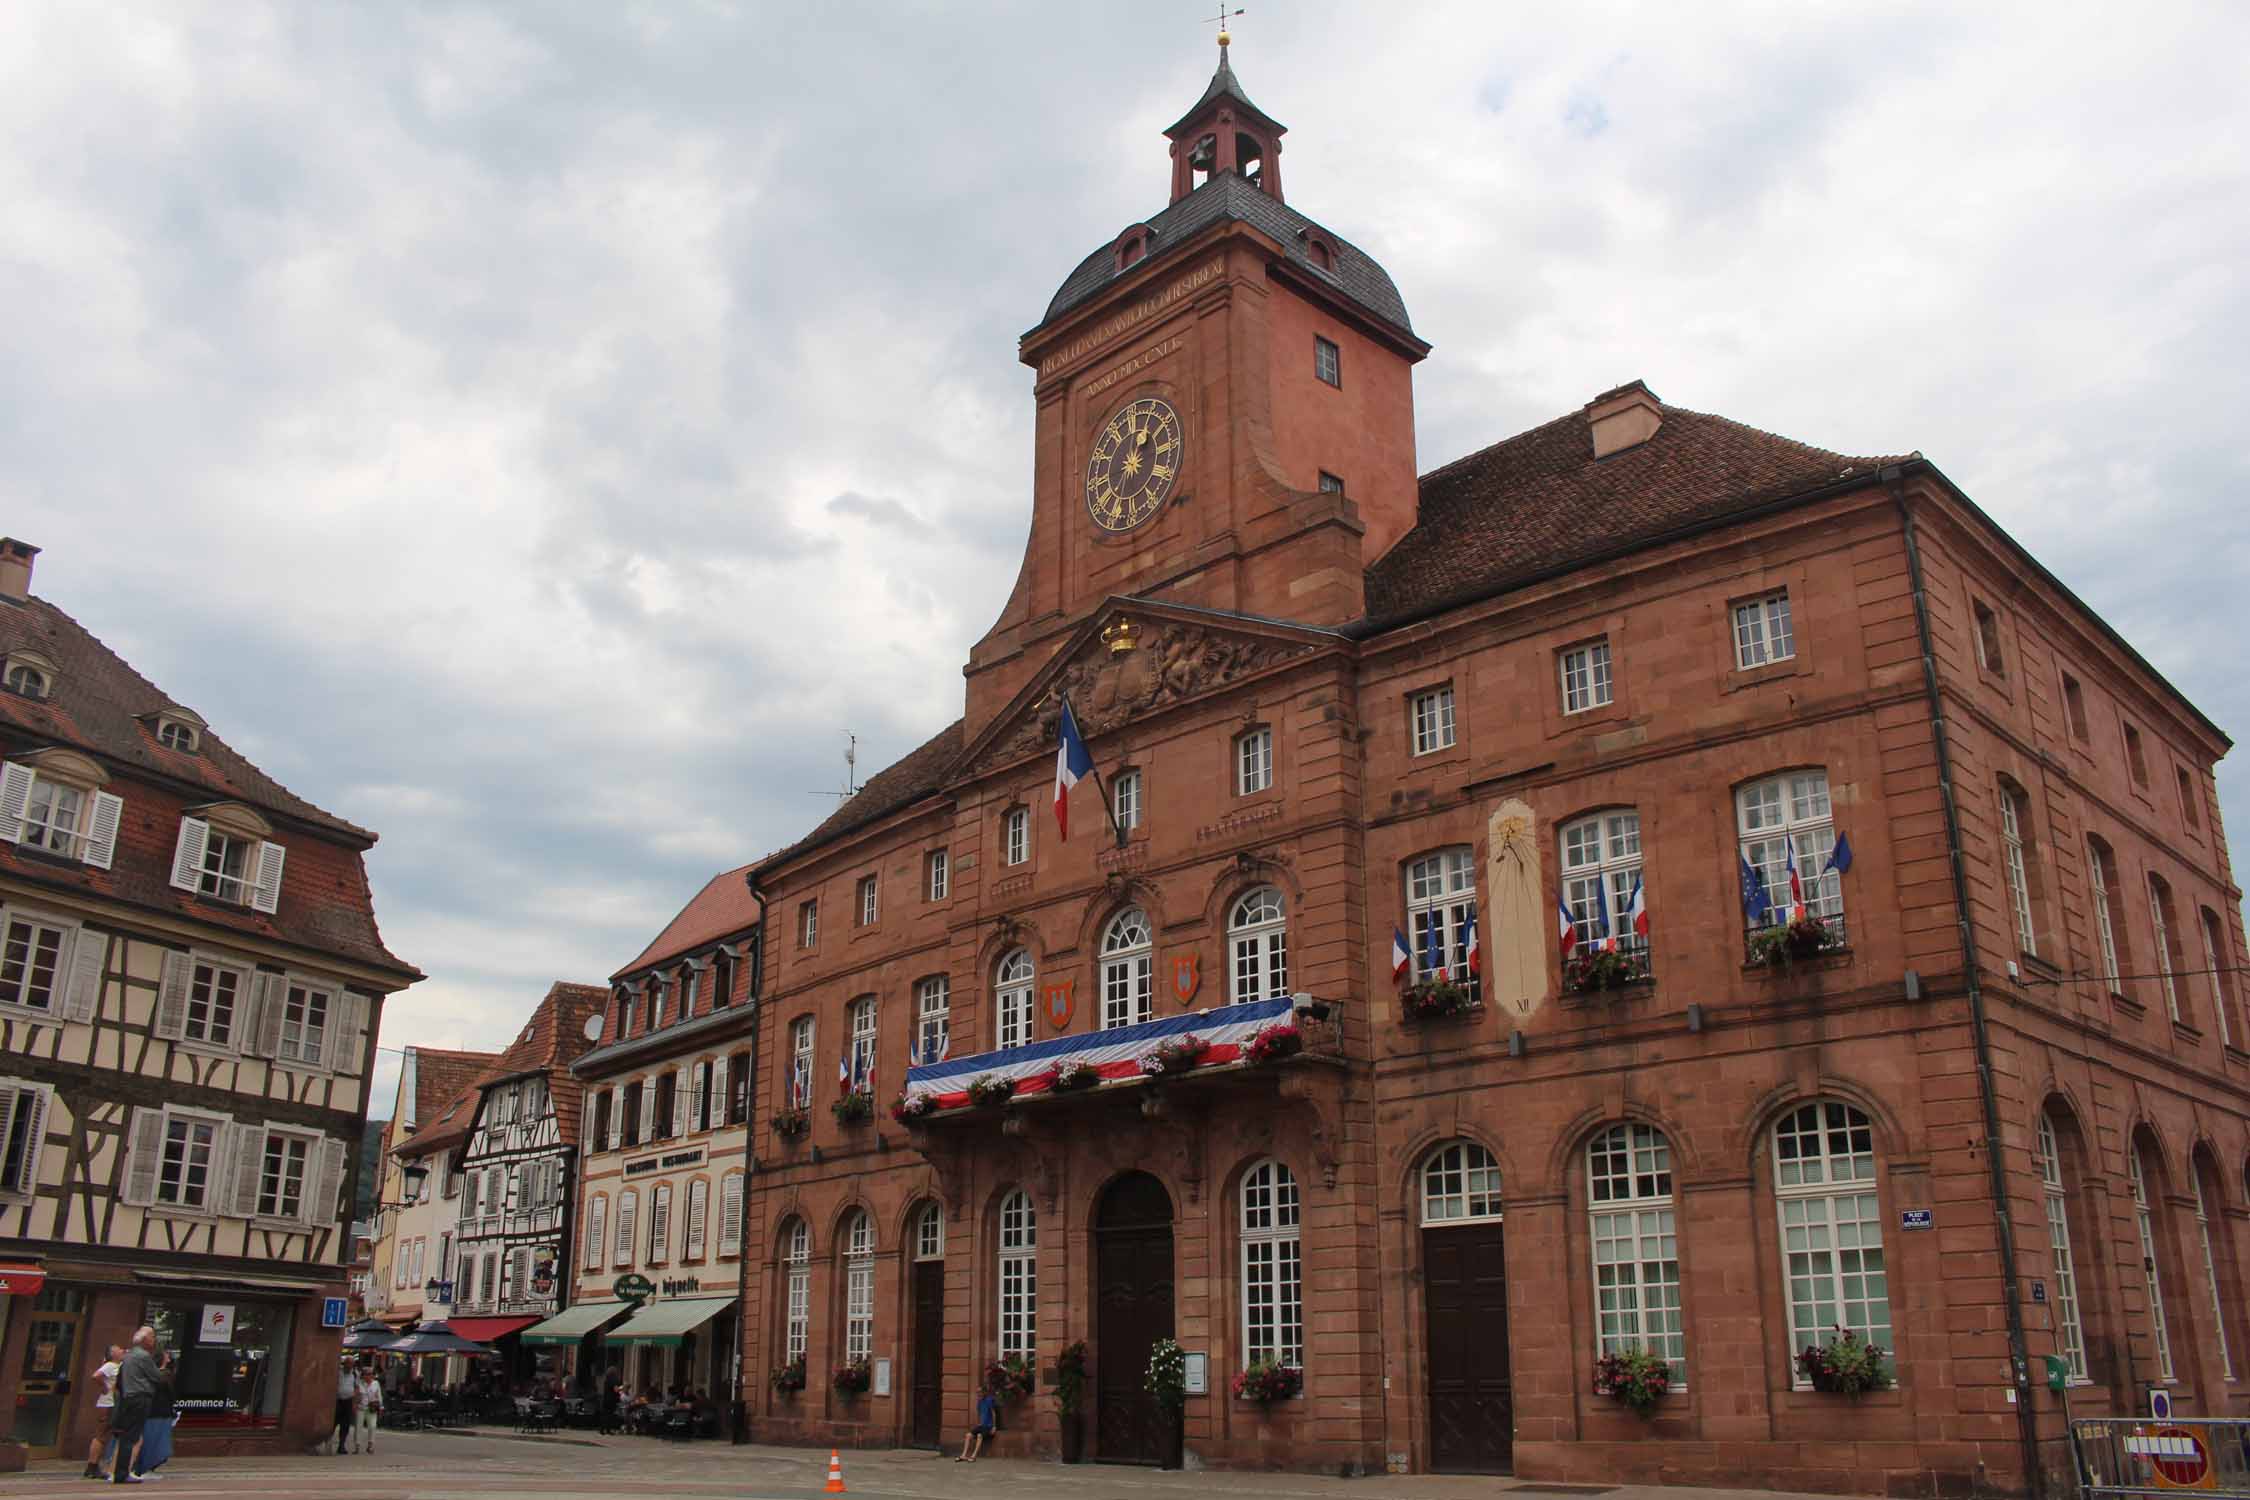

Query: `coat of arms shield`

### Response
(1169, 952, 1201, 1007)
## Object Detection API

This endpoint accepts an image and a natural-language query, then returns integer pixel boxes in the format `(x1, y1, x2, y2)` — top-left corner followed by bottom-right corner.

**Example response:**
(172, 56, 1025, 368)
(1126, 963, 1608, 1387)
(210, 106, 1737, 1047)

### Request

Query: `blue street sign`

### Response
(1900, 1209, 1934, 1231)
(322, 1298, 349, 1329)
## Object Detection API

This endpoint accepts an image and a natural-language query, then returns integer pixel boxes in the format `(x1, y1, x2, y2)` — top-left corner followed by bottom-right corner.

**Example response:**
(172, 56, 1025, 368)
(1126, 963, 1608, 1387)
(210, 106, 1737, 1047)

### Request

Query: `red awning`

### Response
(0, 1264, 44, 1297)
(446, 1316, 540, 1343)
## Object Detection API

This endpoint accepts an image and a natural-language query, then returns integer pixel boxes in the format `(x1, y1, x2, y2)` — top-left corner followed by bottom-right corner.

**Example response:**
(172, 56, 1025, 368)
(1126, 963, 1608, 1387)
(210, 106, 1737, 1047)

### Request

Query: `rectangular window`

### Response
(0, 915, 68, 1013)
(2130, 1152, 2175, 1380)
(157, 1112, 223, 1211)
(2178, 769, 2201, 830)
(916, 977, 950, 1066)
(184, 961, 243, 1048)
(1737, 771, 1846, 943)
(847, 998, 877, 1092)
(1405, 847, 1480, 1003)
(786, 1263, 810, 1360)
(1561, 811, 1646, 966)
(845, 1255, 873, 1361)
(856, 874, 878, 926)
(1773, 1107, 1890, 1369)
(925, 849, 948, 901)
(1999, 787, 2037, 958)
(2125, 723, 2150, 787)
(995, 956, 1034, 1052)
(277, 983, 331, 1067)
(2089, 841, 2124, 990)
(1318, 471, 1345, 495)
(998, 1194, 1037, 1361)
(20, 777, 85, 857)
(199, 829, 252, 905)
(1004, 807, 1029, 866)
(2151, 878, 2185, 1024)
(798, 899, 818, 948)
(1733, 589, 1795, 669)
(1973, 600, 2006, 676)
(1236, 728, 1273, 795)
(255, 1130, 312, 1220)
(789, 1017, 815, 1108)
(2062, 673, 2091, 741)
(1314, 336, 1340, 387)
(2203, 910, 2236, 1049)
(584, 1198, 606, 1271)
(1560, 640, 1614, 715)
(1112, 770, 1142, 832)
(2038, 1118, 2088, 1383)
(729, 1050, 751, 1125)
(1410, 686, 1456, 756)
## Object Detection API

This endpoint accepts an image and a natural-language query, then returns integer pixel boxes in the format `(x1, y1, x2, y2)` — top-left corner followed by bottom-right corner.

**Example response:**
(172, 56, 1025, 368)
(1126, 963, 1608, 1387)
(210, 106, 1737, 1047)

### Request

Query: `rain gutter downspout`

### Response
(731, 867, 768, 1445)
(1891, 468, 2043, 1496)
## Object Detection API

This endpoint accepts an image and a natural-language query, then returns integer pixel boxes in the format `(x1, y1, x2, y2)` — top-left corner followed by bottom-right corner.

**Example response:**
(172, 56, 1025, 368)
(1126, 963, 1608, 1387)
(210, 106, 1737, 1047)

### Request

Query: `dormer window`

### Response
(170, 804, 287, 914)
(1121, 236, 1145, 268)
(147, 707, 206, 754)
(0, 752, 122, 869)
(2, 651, 56, 701)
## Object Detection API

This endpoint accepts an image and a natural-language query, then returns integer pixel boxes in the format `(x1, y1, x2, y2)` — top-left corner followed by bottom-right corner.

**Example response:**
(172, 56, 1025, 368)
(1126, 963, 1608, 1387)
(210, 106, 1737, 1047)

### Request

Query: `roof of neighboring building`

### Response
(392, 982, 606, 1158)
(748, 719, 963, 883)
(1040, 171, 1413, 338)
(612, 865, 761, 981)
(406, 1046, 501, 1132)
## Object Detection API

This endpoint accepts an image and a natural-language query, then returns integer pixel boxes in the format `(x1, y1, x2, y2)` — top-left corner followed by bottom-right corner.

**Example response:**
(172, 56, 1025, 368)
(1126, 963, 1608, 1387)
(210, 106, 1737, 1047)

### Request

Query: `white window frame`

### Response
(2038, 1116, 2090, 1384)
(2090, 841, 2122, 989)
(798, 900, 818, 948)
(1404, 848, 1479, 999)
(153, 1105, 230, 1214)
(1241, 1159, 1303, 1368)
(0, 1079, 55, 1198)
(915, 1202, 945, 1262)
(915, 976, 950, 1066)
(843, 1211, 875, 1361)
(1100, 909, 1154, 1029)
(784, 1219, 811, 1360)
(253, 1125, 319, 1224)
(180, 956, 249, 1051)
(1560, 810, 1644, 960)
(1112, 769, 1142, 832)
(2000, 786, 2037, 958)
(1228, 886, 1288, 1005)
(2151, 878, 2183, 1023)
(2201, 910, 2235, 1048)
(847, 996, 877, 1093)
(998, 1189, 1037, 1361)
(857, 874, 879, 927)
(1420, 1141, 1503, 1224)
(2193, 1169, 2234, 1382)
(789, 1017, 815, 1108)
(20, 775, 85, 857)
(1410, 686, 1456, 756)
(585, 1195, 608, 1272)
(995, 949, 1034, 1052)
(1560, 639, 1614, 715)
(1235, 728, 1273, 795)
(4, 662, 47, 698)
(276, 979, 333, 1069)
(1737, 771, 1844, 940)
(1313, 335, 1340, 387)
(0, 909, 75, 1016)
(2130, 1149, 2175, 1380)
(1589, 1122, 1685, 1384)
(1004, 806, 1029, 867)
(926, 849, 948, 901)
(1772, 1101, 1891, 1380)
(1733, 589, 1795, 669)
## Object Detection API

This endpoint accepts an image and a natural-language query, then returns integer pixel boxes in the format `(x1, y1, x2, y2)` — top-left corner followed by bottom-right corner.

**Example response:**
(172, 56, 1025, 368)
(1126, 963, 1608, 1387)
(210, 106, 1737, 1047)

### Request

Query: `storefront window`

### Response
(144, 1298, 295, 1426)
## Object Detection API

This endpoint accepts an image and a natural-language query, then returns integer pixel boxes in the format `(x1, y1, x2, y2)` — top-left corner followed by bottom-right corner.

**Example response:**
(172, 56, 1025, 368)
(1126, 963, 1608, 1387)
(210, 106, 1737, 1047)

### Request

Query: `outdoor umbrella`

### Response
(342, 1324, 402, 1350)
(384, 1321, 491, 1356)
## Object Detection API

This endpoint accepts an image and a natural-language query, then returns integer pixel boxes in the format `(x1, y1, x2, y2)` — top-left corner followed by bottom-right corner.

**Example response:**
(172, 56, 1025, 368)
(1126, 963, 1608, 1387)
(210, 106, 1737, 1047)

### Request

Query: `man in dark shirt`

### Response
(110, 1326, 161, 1485)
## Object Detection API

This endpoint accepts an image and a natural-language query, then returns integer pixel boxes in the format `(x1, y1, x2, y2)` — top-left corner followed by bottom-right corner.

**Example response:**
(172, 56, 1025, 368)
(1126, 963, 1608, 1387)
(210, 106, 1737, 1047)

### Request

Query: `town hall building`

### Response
(653, 45, 2245, 1494)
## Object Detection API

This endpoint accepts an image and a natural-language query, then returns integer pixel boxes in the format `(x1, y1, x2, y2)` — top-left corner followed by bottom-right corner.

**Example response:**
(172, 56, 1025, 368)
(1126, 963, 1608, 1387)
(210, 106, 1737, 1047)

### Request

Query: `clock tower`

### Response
(962, 42, 1430, 740)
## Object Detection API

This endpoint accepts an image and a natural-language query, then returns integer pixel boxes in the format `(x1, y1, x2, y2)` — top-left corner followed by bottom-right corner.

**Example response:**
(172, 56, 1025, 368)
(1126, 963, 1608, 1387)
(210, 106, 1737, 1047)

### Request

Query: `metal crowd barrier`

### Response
(2071, 1418, 2250, 1497)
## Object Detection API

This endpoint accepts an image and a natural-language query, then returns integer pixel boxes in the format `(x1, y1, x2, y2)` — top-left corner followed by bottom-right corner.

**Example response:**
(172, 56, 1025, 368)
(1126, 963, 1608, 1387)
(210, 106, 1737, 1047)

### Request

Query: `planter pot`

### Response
(1158, 1409, 1185, 1471)
(1059, 1413, 1084, 1464)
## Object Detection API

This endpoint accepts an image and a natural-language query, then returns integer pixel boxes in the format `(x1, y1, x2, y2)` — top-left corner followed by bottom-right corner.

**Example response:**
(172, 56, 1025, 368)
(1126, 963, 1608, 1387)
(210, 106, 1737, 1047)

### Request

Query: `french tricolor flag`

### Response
(1558, 895, 1578, 956)
(1390, 928, 1411, 983)
(1053, 698, 1094, 841)
(1463, 907, 1480, 977)
(1625, 876, 1649, 939)
(1785, 836, 1805, 923)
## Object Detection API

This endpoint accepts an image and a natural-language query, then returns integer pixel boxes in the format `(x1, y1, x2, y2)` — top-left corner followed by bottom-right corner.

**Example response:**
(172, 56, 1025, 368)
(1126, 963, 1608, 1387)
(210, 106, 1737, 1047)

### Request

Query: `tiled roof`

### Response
(1364, 393, 1906, 625)
(391, 982, 605, 1158)
(1040, 172, 1413, 337)
(407, 1046, 500, 1131)
(0, 593, 375, 841)
(612, 865, 760, 981)
(392, 1077, 481, 1159)
(750, 719, 964, 881)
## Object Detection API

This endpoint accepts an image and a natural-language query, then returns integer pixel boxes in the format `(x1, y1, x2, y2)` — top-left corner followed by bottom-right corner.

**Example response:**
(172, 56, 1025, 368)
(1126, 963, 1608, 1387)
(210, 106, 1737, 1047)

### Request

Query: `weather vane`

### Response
(1210, 3, 1243, 49)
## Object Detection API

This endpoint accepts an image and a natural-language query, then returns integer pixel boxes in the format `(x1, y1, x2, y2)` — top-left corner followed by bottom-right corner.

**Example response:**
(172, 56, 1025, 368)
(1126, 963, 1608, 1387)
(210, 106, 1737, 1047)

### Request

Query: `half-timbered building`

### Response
(0, 537, 420, 1460)
(366, 1045, 496, 1336)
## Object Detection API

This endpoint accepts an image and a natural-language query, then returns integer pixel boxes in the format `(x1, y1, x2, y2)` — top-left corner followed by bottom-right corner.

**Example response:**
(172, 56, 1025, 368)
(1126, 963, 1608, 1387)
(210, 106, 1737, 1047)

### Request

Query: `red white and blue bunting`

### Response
(903, 995, 1295, 1110)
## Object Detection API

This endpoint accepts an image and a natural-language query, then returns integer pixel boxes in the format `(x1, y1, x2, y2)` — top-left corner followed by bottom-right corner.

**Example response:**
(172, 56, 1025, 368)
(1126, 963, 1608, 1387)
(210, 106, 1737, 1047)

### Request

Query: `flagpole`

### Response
(1058, 694, 1129, 849)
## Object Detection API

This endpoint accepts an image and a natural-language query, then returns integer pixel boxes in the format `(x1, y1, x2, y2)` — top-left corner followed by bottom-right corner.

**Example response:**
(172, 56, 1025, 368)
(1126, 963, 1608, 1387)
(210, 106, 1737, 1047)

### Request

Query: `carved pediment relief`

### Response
(963, 609, 1327, 779)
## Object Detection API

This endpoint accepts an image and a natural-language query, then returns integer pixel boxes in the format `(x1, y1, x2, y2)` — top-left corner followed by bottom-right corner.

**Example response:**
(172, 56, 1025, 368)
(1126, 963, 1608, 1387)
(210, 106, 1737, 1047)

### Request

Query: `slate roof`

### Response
(748, 719, 963, 882)
(1165, 50, 1285, 137)
(1040, 172, 1413, 338)
(392, 981, 606, 1157)
(612, 863, 761, 981)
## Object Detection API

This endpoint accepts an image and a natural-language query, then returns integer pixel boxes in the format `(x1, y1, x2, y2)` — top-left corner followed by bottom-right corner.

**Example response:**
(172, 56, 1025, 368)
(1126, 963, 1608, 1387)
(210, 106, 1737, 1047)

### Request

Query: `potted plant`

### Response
(1243, 1023, 1302, 1065)
(984, 1354, 1035, 1402)
(770, 1106, 810, 1141)
(965, 1074, 1016, 1108)
(1139, 1035, 1208, 1078)
(1796, 1328, 1892, 1394)
(769, 1356, 806, 1394)
(890, 1090, 934, 1126)
(833, 1356, 873, 1396)
(1050, 1059, 1101, 1093)
(1750, 916, 1840, 969)
(1056, 1340, 1089, 1464)
(1145, 1337, 1187, 1470)
(1564, 947, 1652, 994)
(832, 1088, 874, 1125)
(1591, 1349, 1672, 1415)
(1231, 1356, 1303, 1405)
(1400, 979, 1477, 1021)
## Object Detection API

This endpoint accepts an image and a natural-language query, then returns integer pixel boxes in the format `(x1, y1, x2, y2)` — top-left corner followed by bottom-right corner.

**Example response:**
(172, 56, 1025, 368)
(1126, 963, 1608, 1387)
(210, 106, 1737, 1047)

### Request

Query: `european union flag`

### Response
(1826, 833, 1854, 875)
(1738, 852, 1772, 924)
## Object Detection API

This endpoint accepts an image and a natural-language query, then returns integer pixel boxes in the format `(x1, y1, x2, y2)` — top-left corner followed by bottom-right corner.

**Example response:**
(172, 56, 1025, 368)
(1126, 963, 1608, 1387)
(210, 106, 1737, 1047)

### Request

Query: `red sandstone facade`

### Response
(607, 51, 2245, 1495)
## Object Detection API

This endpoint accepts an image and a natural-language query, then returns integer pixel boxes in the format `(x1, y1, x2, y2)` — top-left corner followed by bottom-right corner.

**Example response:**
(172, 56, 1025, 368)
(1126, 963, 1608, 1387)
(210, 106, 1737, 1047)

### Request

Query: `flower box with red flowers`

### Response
(1231, 1358, 1303, 1404)
(1243, 1023, 1303, 1066)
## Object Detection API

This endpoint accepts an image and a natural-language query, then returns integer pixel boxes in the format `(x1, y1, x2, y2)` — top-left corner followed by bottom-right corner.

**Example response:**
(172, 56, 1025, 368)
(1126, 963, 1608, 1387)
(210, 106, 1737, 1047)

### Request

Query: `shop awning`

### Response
(0, 1263, 45, 1296)
(137, 1269, 324, 1296)
(447, 1316, 540, 1343)
(603, 1296, 734, 1349)
(519, 1302, 634, 1347)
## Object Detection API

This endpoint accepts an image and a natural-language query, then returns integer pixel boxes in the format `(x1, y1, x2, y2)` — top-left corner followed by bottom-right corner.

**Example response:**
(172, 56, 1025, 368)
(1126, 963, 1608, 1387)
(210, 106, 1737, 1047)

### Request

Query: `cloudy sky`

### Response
(6, 3, 2245, 1113)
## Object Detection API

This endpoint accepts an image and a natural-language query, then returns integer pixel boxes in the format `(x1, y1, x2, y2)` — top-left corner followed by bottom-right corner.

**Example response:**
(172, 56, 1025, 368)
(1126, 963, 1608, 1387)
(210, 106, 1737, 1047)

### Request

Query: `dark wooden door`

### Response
(1094, 1172, 1175, 1464)
(1424, 1221, 1513, 1473)
(911, 1260, 945, 1448)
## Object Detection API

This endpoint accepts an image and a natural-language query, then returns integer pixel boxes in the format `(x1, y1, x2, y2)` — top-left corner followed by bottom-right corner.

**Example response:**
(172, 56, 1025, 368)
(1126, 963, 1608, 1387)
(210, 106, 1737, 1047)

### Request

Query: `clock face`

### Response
(1084, 397, 1182, 534)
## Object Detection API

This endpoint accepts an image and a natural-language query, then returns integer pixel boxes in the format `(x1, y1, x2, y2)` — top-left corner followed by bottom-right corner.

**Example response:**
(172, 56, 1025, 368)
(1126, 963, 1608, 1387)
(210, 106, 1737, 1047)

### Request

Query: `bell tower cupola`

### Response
(1166, 34, 1285, 204)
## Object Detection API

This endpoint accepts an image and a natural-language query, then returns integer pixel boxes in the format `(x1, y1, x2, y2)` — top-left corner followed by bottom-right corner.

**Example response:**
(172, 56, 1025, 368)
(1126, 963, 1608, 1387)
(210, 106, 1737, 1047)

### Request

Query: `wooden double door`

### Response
(910, 1260, 944, 1448)
(1094, 1172, 1175, 1464)
(1424, 1220, 1514, 1473)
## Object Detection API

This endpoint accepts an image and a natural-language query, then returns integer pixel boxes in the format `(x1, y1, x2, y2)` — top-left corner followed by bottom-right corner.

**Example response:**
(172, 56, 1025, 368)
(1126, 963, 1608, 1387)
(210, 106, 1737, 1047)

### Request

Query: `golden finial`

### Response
(1211, 4, 1243, 51)
(1102, 618, 1141, 656)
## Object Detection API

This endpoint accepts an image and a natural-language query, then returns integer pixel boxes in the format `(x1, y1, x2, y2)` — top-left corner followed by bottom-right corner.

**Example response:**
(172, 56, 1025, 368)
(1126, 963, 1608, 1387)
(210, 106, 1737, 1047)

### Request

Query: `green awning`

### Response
(518, 1301, 635, 1347)
(603, 1296, 734, 1349)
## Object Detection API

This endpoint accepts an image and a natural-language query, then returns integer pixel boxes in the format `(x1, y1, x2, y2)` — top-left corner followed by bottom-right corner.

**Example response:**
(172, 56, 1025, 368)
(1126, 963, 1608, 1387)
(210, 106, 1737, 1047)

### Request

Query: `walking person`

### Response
(109, 1327, 160, 1485)
(131, 1351, 177, 1480)
(83, 1344, 124, 1480)
(333, 1358, 360, 1455)
(354, 1362, 382, 1454)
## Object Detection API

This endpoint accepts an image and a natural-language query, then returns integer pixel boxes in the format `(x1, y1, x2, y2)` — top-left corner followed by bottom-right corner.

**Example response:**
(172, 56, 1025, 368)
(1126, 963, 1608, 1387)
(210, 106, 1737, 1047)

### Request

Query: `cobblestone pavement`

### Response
(0, 1428, 1832, 1500)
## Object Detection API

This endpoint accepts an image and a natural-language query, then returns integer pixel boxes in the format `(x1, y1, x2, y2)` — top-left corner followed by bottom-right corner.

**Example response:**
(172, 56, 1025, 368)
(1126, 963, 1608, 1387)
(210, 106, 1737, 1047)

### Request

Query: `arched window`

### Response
(841, 1210, 875, 1361)
(1588, 1123, 1684, 1383)
(1101, 909, 1154, 1029)
(915, 1202, 945, 1262)
(2201, 908, 2236, 1048)
(1405, 848, 1479, 999)
(2129, 1144, 2175, 1379)
(1560, 811, 1645, 963)
(1737, 771, 1845, 942)
(846, 996, 877, 1093)
(995, 949, 1034, 1051)
(2088, 836, 2130, 989)
(2038, 1113, 2089, 1382)
(2150, 877, 2187, 1024)
(998, 1190, 1037, 1361)
(614, 1190, 638, 1268)
(4, 662, 47, 699)
(1771, 1101, 1890, 1374)
(1241, 1160, 1303, 1368)
(2192, 1154, 2234, 1381)
(1998, 780, 2040, 957)
(782, 1218, 811, 1360)
(1421, 1141, 1502, 1223)
(1229, 887, 1288, 1004)
(915, 976, 950, 1066)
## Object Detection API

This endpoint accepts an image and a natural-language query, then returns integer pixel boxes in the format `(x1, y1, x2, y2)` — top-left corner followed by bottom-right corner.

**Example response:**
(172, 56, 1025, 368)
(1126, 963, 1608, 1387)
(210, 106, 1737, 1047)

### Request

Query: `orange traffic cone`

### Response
(824, 1449, 847, 1494)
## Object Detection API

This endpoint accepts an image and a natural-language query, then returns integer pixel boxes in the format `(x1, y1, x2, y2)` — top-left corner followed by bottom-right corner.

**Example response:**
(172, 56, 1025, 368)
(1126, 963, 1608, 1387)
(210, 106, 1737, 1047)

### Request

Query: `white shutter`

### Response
(586, 1196, 607, 1270)
(227, 1124, 264, 1218)
(63, 926, 106, 1023)
(685, 1178, 707, 1259)
(581, 1094, 594, 1153)
(649, 1184, 671, 1262)
(81, 791, 125, 870)
(614, 1192, 637, 1265)
(7, 1087, 46, 1197)
(606, 1090, 623, 1152)
(249, 840, 287, 914)
(0, 763, 34, 844)
(510, 1247, 531, 1304)
(313, 1136, 348, 1226)
(251, 973, 286, 1058)
(638, 1081, 656, 1144)
(692, 1061, 708, 1131)
(169, 818, 210, 892)
(720, 1172, 743, 1254)
(154, 951, 191, 1040)
(710, 1056, 730, 1127)
(336, 993, 368, 1074)
(122, 1107, 166, 1206)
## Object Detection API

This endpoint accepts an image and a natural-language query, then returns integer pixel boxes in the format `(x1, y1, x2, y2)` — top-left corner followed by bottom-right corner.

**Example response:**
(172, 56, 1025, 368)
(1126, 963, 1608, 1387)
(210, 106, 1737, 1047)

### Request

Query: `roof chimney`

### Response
(1586, 381, 1663, 459)
(0, 539, 39, 603)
